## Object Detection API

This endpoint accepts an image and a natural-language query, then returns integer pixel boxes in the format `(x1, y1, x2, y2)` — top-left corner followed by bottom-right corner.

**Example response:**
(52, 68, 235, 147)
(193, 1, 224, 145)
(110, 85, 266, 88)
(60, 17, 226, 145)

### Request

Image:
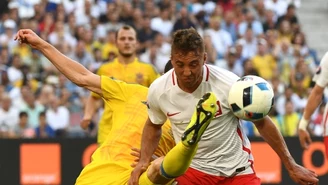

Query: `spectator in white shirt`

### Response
(48, 21, 77, 49)
(237, 27, 258, 59)
(150, 7, 173, 38)
(204, 17, 233, 59)
(0, 94, 19, 131)
(7, 54, 23, 84)
(238, 10, 264, 37)
(275, 85, 303, 115)
(0, 19, 17, 52)
(216, 47, 244, 77)
(264, 0, 288, 17)
(46, 95, 70, 137)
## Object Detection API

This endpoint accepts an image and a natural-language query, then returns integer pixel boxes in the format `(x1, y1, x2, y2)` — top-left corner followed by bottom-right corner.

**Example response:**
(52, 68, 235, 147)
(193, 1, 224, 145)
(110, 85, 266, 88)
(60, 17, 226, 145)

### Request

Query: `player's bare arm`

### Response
(128, 117, 163, 185)
(15, 29, 102, 96)
(298, 84, 325, 149)
(81, 96, 101, 130)
(254, 116, 318, 185)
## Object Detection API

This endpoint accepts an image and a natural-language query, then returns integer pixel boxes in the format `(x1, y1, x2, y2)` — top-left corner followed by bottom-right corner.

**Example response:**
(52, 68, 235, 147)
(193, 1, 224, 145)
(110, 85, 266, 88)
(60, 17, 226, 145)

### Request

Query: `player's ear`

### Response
(203, 52, 207, 64)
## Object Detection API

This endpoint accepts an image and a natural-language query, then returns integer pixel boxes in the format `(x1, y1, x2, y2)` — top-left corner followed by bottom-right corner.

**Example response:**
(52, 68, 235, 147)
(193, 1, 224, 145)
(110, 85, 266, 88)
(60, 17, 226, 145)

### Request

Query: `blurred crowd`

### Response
(0, 0, 324, 139)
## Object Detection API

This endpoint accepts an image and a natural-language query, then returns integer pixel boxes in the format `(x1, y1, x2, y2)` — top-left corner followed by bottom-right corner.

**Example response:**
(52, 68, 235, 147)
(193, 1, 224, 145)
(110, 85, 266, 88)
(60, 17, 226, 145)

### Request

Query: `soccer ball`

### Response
(228, 75, 274, 121)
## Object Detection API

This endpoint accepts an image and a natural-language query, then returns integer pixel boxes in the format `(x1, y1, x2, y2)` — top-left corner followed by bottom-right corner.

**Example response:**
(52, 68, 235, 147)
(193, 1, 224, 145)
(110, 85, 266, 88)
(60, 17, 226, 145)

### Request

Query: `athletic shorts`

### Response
(175, 167, 261, 185)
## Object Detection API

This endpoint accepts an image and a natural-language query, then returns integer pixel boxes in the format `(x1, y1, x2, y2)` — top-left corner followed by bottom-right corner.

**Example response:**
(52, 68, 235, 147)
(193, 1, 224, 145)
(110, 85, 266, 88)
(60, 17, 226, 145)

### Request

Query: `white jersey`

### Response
(147, 64, 254, 176)
(313, 51, 328, 136)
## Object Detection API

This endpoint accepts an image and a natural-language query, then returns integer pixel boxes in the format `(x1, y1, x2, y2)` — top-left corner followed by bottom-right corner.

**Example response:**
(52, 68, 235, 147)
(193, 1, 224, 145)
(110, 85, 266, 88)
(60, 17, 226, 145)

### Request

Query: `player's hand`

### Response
(298, 129, 312, 150)
(130, 147, 141, 167)
(128, 162, 149, 185)
(14, 29, 44, 49)
(288, 163, 318, 185)
(80, 118, 91, 130)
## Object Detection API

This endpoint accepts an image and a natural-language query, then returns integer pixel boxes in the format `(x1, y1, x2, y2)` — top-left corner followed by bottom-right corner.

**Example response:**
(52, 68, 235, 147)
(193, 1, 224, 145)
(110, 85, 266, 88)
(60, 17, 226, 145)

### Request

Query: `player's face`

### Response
(116, 29, 137, 57)
(171, 50, 206, 92)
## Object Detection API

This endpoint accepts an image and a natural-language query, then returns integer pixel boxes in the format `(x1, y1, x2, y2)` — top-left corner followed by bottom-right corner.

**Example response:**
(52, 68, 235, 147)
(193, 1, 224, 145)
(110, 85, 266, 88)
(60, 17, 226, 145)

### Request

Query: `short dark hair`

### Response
(287, 4, 296, 10)
(115, 25, 136, 40)
(39, 111, 46, 118)
(19, 111, 28, 118)
(164, 60, 173, 73)
(171, 28, 205, 55)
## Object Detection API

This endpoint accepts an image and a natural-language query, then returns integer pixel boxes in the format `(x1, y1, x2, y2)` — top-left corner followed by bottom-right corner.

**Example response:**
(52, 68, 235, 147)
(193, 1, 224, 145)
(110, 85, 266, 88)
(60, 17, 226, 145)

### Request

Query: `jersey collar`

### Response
(113, 57, 139, 66)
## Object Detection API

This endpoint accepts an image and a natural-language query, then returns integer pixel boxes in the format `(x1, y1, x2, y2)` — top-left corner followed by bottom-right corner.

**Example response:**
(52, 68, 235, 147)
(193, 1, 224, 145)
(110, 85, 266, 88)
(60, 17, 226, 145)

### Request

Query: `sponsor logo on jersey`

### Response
(166, 112, 181, 117)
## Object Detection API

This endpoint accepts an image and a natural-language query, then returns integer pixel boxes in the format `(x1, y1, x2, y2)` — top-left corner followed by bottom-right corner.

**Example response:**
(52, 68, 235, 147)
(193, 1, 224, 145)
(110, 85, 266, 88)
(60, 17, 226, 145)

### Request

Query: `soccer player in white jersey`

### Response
(129, 28, 318, 185)
(299, 51, 328, 159)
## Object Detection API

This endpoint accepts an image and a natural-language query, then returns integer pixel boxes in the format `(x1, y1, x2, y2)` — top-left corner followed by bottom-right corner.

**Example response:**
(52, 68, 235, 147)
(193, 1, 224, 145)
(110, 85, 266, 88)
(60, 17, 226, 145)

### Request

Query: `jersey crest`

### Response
(136, 73, 144, 84)
(215, 100, 223, 117)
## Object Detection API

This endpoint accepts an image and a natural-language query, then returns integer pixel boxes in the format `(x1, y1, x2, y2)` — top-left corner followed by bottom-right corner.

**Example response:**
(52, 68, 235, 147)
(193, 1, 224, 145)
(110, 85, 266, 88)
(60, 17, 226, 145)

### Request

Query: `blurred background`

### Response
(0, 0, 327, 185)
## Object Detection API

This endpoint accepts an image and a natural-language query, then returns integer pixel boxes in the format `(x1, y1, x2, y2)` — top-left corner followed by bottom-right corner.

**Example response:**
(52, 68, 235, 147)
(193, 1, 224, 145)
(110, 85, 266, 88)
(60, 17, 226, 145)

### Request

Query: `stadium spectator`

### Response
(251, 38, 277, 80)
(46, 95, 70, 137)
(68, 40, 95, 70)
(20, 91, 45, 128)
(281, 100, 301, 136)
(276, 4, 299, 28)
(12, 111, 35, 138)
(150, 7, 173, 38)
(205, 16, 233, 59)
(136, 16, 158, 54)
(0, 93, 19, 133)
(35, 111, 55, 138)
(216, 47, 244, 77)
(140, 32, 171, 74)
(238, 10, 264, 37)
(172, 6, 196, 33)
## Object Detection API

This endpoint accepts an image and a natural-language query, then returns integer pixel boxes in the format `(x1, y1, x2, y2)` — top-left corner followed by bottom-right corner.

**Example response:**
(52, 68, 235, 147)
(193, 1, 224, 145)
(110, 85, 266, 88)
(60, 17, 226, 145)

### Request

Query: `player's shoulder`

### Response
(137, 60, 159, 71)
(320, 51, 328, 66)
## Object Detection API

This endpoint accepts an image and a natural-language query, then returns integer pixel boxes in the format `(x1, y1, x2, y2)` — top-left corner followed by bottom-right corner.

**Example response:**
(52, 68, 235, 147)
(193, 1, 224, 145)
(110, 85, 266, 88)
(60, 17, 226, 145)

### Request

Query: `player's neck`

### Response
(117, 55, 135, 64)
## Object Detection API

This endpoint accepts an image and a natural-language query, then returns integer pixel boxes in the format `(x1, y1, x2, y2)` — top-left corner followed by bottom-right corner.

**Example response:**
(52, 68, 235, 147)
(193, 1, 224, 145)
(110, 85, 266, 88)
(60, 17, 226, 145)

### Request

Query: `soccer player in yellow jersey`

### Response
(15, 29, 220, 185)
(75, 76, 175, 185)
(81, 25, 160, 145)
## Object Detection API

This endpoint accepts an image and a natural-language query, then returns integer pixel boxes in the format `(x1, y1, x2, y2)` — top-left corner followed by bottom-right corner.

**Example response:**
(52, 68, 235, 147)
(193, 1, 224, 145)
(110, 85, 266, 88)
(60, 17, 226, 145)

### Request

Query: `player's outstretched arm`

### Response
(254, 117, 318, 185)
(128, 118, 162, 185)
(14, 29, 102, 95)
(298, 84, 324, 149)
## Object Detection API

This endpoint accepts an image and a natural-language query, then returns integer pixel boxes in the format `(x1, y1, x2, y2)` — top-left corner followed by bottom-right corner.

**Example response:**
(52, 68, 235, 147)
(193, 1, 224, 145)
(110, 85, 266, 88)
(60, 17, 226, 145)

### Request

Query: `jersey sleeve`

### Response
(313, 52, 328, 88)
(147, 82, 167, 125)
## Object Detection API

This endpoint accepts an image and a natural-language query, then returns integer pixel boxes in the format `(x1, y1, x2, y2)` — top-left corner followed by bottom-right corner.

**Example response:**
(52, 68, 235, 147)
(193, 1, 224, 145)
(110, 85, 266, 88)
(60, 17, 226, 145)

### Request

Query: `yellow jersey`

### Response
(75, 76, 175, 185)
(92, 57, 160, 145)
(252, 54, 277, 80)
